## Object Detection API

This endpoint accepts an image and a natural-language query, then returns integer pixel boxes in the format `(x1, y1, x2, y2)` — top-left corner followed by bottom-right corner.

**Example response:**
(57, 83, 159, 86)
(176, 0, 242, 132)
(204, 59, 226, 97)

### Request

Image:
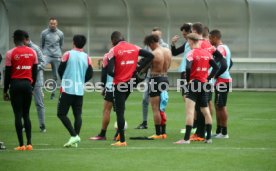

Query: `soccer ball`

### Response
(114, 121, 128, 130)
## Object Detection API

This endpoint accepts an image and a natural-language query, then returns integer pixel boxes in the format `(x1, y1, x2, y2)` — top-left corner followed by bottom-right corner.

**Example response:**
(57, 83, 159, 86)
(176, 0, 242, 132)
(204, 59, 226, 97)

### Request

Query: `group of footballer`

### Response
(2, 19, 232, 149)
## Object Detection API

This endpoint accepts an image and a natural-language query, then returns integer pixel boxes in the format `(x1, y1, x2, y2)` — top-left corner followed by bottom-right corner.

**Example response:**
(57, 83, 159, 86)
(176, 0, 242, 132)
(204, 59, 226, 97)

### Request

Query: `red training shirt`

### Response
(186, 48, 213, 83)
(107, 41, 141, 85)
(5, 46, 38, 83)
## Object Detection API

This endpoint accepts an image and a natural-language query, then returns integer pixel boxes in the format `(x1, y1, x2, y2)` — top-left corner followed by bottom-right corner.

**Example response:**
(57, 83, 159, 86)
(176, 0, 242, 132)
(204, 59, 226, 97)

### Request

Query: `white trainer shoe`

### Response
(64, 135, 81, 147)
(215, 133, 229, 139)
(174, 139, 191, 144)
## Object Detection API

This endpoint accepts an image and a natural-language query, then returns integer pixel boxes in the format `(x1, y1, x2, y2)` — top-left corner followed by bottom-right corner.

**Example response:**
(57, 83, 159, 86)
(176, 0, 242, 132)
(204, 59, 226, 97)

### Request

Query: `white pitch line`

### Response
(1, 146, 275, 152)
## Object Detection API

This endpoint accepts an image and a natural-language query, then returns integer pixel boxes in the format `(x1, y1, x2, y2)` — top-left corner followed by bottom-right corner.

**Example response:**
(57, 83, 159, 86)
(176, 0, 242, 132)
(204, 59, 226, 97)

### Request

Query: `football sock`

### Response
(155, 125, 161, 135)
(216, 125, 222, 134)
(221, 126, 227, 135)
(184, 125, 192, 141)
(193, 119, 198, 128)
(99, 129, 107, 137)
(205, 124, 212, 140)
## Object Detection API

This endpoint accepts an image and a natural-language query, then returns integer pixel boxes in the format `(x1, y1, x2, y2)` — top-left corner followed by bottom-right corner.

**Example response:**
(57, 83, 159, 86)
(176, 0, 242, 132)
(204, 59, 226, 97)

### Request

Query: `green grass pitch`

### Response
(0, 90, 276, 171)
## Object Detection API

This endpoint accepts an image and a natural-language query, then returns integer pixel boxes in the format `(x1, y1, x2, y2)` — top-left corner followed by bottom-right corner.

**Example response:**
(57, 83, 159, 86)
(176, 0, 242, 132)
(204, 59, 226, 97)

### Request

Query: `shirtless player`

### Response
(144, 35, 172, 139)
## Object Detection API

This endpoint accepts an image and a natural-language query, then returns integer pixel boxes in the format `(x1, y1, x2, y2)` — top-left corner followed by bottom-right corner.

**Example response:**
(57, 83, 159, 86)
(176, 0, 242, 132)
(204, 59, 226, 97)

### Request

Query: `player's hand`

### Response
(171, 35, 179, 46)
(3, 92, 10, 101)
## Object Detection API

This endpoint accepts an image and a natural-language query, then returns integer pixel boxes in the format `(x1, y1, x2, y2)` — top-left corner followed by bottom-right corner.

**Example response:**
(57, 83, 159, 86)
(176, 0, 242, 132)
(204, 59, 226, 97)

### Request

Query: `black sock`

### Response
(161, 124, 166, 134)
(142, 121, 147, 125)
(184, 125, 192, 141)
(99, 129, 107, 137)
(216, 125, 222, 134)
(205, 124, 212, 140)
(221, 126, 227, 135)
(155, 125, 161, 135)
(193, 120, 198, 128)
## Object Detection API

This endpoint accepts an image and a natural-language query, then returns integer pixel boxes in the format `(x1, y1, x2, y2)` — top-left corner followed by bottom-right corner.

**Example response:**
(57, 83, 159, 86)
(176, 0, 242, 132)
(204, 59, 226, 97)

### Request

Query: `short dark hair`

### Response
(192, 22, 204, 35)
(203, 26, 209, 38)
(22, 30, 29, 39)
(144, 34, 159, 46)
(209, 29, 222, 39)
(111, 31, 124, 46)
(13, 30, 26, 45)
(73, 35, 86, 48)
(152, 27, 161, 32)
(180, 23, 192, 33)
(49, 17, 57, 21)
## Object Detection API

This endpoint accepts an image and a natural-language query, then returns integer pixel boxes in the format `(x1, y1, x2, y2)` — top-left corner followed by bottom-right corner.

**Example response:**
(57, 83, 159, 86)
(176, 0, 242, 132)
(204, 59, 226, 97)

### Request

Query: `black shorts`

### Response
(186, 80, 209, 107)
(57, 92, 83, 116)
(149, 77, 169, 97)
(104, 88, 113, 102)
(215, 82, 230, 107)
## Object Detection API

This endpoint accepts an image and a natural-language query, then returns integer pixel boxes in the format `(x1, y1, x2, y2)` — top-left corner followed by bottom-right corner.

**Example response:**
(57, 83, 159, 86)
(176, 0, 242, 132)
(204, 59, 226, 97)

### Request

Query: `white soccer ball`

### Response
(114, 121, 128, 130)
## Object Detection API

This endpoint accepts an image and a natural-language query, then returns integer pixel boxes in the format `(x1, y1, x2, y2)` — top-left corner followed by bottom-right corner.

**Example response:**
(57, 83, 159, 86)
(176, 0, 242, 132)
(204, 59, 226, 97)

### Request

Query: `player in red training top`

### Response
(3, 30, 38, 151)
(174, 33, 218, 144)
(107, 31, 154, 146)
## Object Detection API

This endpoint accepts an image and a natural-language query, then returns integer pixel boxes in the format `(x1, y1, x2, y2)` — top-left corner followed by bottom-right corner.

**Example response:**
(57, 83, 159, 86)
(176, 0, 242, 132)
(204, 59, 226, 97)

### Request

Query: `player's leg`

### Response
(50, 58, 60, 99)
(200, 90, 212, 143)
(57, 93, 77, 136)
(136, 81, 149, 129)
(90, 90, 113, 140)
(150, 96, 162, 138)
(10, 81, 24, 148)
(112, 85, 127, 144)
(101, 101, 113, 133)
(193, 104, 205, 141)
(33, 85, 46, 132)
(214, 87, 222, 135)
(72, 95, 83, 135)
(21, 81, 33, 150)
(175, 81, 197, 144)
(215, 83, 229, 138)
(184, 98, 196, 141)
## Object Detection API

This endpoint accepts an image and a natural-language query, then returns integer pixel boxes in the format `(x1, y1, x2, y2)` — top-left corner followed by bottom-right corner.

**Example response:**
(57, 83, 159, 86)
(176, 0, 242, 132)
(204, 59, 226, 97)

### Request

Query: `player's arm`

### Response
(101, 66, 108, 88)
(36, 47, 46, 71)
(31, 50, 38, 88)
(4, 66, 11, 94)
(32, 64, 38, 88)
(212, 50, 227, 78)
(41, 32, 45, 49)
(208, 59, 219, 81)
(58, 52, 69, 79)
(185, 59, 192, 83)
(136, 49, 154, 73)
(171, 43, 185, 56)
(59, 32, 64, 50)
(85, 58, 93, 82)
(3, 51, 12, 100)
